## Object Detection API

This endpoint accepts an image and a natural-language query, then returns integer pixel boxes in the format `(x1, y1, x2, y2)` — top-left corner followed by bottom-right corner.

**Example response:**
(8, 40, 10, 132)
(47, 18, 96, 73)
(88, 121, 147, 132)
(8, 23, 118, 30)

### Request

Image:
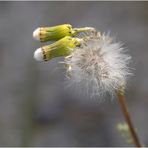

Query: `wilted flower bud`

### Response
(34, 36, 82, 61)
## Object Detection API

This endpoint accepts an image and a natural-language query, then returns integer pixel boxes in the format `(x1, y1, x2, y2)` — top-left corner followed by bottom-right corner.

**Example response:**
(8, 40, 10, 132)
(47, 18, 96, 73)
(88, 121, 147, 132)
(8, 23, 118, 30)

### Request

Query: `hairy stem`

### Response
(117, 90, 142, 147)
(73, 27, 95, 33)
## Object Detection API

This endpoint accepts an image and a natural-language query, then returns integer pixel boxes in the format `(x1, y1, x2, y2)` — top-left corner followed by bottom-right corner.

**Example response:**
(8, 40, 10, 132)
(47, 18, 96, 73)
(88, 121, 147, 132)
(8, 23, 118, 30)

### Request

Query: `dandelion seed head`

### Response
(65, 32, 132, 99)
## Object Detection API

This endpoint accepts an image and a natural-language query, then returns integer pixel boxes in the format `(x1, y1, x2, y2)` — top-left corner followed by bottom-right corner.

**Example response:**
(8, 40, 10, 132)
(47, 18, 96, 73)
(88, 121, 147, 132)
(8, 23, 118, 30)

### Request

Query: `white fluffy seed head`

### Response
(65, 33, 132, 98)
(33, 28, 40, 41)
(34, 48, 44, 61)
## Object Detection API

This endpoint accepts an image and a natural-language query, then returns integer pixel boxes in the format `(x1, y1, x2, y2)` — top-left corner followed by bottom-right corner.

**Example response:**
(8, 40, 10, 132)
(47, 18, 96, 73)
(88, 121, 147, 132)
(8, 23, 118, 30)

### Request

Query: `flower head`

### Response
(33, 24, 132, 99)
(65, 32, 132, 98)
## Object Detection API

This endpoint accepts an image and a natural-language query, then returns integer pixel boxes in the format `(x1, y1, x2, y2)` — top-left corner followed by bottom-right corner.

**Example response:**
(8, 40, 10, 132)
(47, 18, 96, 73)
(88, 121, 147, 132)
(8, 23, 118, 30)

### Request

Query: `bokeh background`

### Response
(0, 1, 148, 146)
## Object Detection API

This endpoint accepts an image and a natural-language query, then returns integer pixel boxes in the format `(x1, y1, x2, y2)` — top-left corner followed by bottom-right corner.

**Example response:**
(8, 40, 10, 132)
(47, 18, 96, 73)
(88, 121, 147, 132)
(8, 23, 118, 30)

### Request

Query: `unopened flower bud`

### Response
(33, 24, 75, 42)
(34, 36, 82, 61)
(33, 24, 96, 42)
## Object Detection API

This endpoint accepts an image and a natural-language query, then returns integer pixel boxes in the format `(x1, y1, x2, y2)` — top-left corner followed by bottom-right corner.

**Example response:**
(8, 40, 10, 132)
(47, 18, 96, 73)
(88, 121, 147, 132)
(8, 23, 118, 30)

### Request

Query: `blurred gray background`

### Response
(0, 1, 148, 146)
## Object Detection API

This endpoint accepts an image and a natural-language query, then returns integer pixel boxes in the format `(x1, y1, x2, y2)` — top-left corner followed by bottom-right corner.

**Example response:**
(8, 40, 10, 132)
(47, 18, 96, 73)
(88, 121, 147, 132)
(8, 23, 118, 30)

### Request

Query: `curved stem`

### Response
(117, 90, 142, 147)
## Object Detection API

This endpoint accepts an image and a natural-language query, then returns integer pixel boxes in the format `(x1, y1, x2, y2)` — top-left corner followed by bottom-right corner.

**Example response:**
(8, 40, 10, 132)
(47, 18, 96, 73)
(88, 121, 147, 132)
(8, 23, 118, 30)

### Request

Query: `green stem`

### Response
(73, 27, 95, 34)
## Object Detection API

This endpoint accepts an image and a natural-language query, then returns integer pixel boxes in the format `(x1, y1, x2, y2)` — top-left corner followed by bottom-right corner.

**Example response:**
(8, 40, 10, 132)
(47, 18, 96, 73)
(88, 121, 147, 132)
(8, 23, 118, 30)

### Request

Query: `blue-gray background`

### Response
(0, 1, 148, 146)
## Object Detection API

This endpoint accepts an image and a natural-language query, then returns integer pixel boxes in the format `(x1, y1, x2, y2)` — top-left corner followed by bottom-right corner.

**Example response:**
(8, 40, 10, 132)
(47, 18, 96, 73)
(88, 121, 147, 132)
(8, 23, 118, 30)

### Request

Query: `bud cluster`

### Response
(33, 24, 95, 61)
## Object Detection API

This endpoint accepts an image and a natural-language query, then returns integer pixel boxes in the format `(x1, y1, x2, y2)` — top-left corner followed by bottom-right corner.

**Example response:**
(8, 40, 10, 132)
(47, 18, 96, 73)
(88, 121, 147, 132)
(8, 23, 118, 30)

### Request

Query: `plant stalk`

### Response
(117, 90, 142, 147)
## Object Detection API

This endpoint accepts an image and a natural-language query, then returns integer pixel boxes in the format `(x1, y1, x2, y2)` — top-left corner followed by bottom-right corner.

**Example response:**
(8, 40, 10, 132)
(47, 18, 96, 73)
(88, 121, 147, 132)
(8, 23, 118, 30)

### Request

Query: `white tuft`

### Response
(34, 48, 44, 61)
(33, 28, 40, 41)
(65, 33, 132, 99)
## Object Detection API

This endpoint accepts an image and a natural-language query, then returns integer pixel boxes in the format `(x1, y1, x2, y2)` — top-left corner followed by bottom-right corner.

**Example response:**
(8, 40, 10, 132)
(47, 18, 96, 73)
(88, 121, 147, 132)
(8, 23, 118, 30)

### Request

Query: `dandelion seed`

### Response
(64, 32, 132, 98)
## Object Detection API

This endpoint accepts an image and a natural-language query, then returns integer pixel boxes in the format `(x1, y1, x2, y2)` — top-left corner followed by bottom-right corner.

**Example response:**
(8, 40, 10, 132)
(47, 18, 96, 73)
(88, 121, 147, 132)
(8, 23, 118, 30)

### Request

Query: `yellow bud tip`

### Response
(33, 28, 40, 41)
(34, 48, 44, 61)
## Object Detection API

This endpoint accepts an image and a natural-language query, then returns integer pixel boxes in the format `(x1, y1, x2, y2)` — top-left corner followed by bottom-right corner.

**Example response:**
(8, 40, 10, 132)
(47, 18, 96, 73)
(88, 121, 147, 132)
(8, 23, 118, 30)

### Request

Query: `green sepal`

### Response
(41, 36, 81, 61)
(39, 24, 75, 42)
